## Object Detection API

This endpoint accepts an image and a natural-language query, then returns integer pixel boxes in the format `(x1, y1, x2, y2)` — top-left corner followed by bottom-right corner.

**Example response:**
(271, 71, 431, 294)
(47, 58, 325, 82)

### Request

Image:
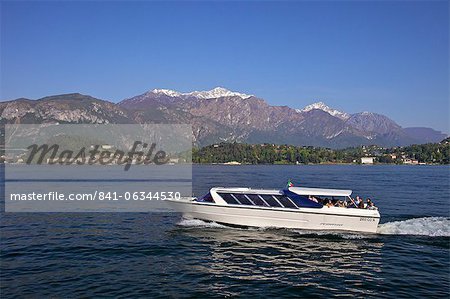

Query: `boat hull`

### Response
(167, 200, 380, 233)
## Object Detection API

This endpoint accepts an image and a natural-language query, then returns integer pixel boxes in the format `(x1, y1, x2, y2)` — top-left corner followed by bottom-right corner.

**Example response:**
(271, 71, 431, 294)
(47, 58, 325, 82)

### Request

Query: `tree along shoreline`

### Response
(192, 138, 450, 165)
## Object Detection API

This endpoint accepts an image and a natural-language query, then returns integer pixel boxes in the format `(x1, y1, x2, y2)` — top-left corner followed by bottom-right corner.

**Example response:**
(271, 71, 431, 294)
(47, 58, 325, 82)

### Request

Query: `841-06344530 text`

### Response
(9, 191, 182, 201)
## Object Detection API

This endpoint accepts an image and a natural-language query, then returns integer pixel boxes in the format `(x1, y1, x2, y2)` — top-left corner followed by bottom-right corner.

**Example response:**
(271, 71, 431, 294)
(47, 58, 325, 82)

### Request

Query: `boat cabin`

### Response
(196, 187, 356, 209)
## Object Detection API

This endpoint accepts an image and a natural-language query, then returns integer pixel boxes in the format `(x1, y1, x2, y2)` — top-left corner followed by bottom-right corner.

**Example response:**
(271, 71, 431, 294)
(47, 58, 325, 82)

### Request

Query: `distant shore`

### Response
(192, 141, 449, 165)
(194, 162, 446, 166)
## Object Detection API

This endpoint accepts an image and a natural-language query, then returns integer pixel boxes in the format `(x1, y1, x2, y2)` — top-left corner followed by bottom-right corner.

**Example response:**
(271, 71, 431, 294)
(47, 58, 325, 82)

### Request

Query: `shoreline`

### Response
(193, 162, 448, 166)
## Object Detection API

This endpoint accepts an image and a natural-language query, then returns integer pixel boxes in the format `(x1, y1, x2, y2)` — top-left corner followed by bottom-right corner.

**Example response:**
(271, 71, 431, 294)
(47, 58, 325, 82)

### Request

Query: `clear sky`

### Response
(1, 1, 448, 132)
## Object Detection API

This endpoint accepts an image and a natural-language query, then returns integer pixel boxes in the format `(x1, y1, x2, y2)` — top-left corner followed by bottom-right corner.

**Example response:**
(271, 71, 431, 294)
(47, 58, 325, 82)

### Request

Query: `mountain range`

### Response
(0, 87, 446, 148)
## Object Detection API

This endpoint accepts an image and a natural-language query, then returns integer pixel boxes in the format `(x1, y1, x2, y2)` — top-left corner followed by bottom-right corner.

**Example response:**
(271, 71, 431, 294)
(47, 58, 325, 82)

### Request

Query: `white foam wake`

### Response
(377, 217, 450, 237)
(177, 217, 450, 237)
(177, 218, 227, 228)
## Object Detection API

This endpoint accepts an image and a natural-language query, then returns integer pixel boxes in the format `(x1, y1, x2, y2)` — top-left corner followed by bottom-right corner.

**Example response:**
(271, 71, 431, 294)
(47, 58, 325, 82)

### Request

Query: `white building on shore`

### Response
(361, 157, 375, 164)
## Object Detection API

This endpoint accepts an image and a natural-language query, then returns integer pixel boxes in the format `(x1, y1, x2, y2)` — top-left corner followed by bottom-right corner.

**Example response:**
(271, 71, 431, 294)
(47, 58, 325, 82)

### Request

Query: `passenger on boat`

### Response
(335, 200, 345, 208)
(325, 198, 333, 208)
(347, 196, 357, 208)
(308, 195, 319, 203)
(366, 198, 378, 210)
(358, 198, 365, 209)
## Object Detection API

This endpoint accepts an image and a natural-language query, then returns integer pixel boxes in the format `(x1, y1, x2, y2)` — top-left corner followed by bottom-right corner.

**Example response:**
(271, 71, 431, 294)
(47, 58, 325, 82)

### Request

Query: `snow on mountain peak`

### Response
(297, 101, 350, 120)
(149, 87, 252, 99)
(186, 87, 252, 99)
(150, 89, 182, 97)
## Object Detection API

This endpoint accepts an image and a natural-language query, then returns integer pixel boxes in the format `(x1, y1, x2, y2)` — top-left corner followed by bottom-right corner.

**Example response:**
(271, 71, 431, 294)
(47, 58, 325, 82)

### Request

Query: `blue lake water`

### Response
(1, 165, 449, 298)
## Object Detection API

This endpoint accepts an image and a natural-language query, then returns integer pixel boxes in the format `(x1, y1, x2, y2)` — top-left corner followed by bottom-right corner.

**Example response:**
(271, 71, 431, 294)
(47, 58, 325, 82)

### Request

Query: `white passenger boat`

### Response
(167, 186, 380, 233)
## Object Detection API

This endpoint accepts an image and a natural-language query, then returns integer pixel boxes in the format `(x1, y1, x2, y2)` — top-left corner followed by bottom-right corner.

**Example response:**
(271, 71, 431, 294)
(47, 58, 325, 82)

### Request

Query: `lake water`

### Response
(1, 165, 449, 298)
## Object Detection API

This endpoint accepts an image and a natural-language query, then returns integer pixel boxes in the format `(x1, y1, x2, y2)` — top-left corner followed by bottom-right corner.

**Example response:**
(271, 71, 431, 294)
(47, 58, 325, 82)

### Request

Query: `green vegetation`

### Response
(192, 138, 450, 165)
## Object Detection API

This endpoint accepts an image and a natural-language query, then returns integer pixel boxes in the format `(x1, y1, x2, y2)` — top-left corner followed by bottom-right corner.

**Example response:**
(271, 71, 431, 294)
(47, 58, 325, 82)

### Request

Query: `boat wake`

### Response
(177, 218, 227, 228)
(177, 217, 450, 237)
(377, 217, 450, 237)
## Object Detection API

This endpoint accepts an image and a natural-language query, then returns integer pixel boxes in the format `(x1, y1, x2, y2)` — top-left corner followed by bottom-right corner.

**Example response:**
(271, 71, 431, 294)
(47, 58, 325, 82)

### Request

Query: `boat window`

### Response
(217, 193, 240, 205)
(197, 192, 214, 203)
(313, 196, 326, 204)
(246, 194, 268, 206)
(260, 195, 282, 207)
(283, 190, 323, 208)
(273, 195, 298, 209)
(232, 194, 253, 205)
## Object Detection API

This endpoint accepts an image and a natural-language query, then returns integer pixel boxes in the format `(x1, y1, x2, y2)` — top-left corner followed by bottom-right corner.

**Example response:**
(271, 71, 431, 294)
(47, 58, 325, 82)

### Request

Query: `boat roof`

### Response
(211, 187, 282, 194)
(288, 187, 352, 197)
(210, 187, 352, 197)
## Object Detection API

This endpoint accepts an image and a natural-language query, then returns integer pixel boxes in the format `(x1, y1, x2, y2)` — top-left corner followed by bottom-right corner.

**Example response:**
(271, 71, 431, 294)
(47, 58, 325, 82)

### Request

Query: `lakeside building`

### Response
(224, 161, 241, 165)
(361, 157, 375, 164)
(403, 158, 419, 165)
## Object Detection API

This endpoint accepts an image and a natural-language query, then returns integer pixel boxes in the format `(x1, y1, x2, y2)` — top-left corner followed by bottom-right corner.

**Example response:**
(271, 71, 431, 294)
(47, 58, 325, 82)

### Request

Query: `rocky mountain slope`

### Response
(1, 88, 446, 148)
(0, 93, 131, 124)
(403, 127, 447, 144)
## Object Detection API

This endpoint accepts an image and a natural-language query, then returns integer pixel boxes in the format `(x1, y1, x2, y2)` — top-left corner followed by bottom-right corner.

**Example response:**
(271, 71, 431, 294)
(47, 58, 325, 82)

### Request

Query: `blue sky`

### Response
(1, 1, 448, 132)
